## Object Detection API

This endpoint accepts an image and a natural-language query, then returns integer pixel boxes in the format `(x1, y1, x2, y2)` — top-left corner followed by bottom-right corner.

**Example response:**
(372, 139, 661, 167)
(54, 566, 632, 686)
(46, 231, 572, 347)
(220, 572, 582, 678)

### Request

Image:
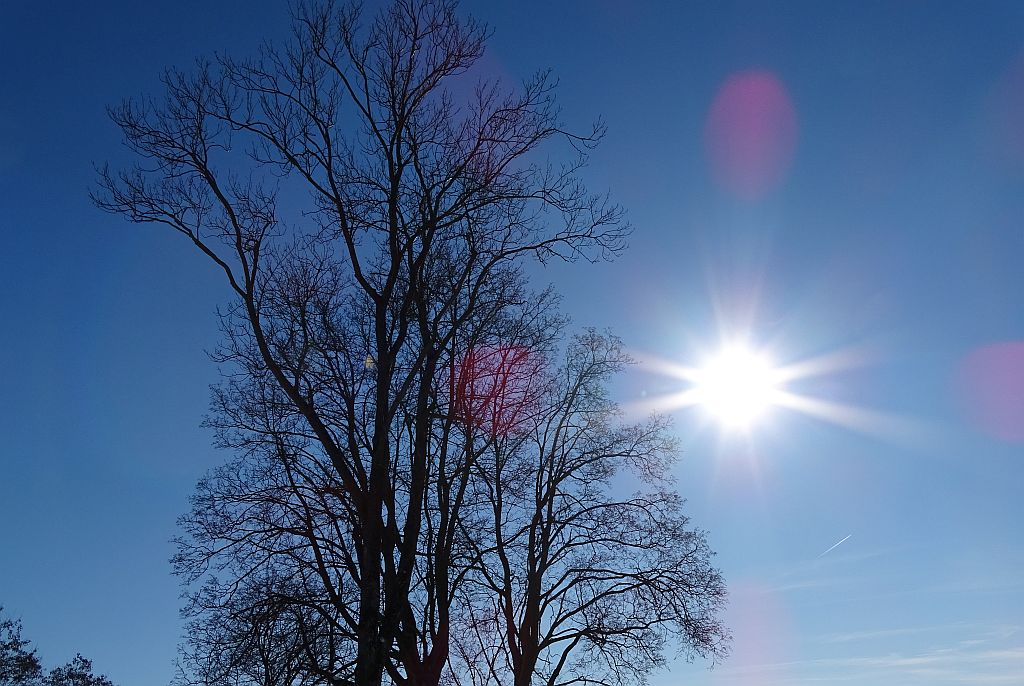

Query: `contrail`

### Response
(817, 534, 852, 558)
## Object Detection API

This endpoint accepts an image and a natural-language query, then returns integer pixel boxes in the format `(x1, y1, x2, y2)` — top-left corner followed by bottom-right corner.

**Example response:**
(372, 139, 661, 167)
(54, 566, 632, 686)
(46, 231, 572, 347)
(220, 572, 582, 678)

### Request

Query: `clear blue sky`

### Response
(1, 2, 1022, 684)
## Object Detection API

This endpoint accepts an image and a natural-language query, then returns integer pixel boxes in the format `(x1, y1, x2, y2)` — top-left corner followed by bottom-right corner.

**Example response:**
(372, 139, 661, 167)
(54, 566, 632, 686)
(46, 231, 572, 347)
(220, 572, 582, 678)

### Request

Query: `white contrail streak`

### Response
(817, 534, 852, 558)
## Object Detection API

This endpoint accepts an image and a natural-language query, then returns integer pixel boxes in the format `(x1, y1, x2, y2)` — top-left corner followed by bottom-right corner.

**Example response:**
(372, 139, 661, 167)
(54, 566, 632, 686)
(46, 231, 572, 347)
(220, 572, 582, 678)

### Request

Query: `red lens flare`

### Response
(705, 70, 798, 200)
(452, 345, 544, 436)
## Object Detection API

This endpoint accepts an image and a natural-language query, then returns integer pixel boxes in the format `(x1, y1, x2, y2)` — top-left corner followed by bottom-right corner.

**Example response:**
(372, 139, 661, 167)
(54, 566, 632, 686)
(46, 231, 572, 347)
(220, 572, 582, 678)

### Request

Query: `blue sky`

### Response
(1, 2, 1022, 684)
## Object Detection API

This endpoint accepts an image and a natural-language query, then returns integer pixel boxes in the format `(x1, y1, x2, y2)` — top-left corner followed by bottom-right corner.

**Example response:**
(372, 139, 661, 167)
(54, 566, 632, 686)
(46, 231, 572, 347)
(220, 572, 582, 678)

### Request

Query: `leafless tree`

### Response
(454, 332, 729, 686)
(92, 1, 724, 686)
(94, 1, 629, 685)
(177, 573, 349, 686)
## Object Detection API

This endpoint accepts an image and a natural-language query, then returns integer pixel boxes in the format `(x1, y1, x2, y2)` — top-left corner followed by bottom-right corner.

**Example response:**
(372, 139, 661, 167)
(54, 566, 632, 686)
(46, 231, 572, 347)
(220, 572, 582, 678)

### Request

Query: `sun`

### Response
(691, 345, 782, 429)
(634, 337, 902, 438)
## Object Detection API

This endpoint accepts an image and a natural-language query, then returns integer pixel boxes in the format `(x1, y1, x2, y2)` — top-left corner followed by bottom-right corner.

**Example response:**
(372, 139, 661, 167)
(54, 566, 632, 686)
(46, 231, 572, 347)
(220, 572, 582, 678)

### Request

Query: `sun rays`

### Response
(631, 341, 914, 439)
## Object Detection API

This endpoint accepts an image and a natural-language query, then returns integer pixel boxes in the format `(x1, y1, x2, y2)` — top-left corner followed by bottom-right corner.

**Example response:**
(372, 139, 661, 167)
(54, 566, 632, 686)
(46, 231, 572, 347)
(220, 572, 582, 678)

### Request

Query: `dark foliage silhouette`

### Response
(0, 609, 115, 686)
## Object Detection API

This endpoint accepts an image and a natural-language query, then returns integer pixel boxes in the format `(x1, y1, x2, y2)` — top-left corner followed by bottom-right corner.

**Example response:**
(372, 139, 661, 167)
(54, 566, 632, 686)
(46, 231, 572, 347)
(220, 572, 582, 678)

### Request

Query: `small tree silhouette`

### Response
(0, 608, 116, 686)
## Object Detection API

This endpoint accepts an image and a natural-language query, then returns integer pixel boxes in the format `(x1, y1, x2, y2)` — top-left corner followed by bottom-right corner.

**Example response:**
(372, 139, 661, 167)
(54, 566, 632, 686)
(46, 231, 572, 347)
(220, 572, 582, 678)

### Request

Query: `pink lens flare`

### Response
(983, 53, 1024, 170)
(716, 582, 794, 685)
(957, 341, 1024, 443)
(452, 345, 545, 436)
(705, 70, 798, 200)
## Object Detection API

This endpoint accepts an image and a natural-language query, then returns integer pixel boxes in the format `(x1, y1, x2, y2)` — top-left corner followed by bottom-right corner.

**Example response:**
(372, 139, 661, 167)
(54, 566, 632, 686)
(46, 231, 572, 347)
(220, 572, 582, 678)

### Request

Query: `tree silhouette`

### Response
(453, 333, 728, 686)
(0, 608, 116, 686)
(94, 2, 726, 685)
(45, 656, 114, 686)
(0, 610, 41, 686)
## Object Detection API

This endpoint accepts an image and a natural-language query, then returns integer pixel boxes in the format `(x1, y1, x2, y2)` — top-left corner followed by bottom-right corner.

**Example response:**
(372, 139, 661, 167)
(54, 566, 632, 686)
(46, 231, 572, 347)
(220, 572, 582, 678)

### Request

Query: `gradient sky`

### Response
(2, 2, 1023, 684)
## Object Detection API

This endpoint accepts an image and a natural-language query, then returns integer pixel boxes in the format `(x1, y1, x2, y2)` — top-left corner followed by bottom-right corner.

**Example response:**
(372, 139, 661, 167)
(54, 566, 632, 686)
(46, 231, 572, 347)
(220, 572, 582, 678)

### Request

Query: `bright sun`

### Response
(636, 339, 897, 437)
(692, 345, 782, 429)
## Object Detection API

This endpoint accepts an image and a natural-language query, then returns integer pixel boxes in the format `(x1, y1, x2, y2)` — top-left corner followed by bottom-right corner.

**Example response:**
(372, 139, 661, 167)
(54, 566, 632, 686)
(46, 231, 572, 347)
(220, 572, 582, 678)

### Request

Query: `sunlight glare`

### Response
(631, 341, 909, 440)
(693, 346, 782, 429)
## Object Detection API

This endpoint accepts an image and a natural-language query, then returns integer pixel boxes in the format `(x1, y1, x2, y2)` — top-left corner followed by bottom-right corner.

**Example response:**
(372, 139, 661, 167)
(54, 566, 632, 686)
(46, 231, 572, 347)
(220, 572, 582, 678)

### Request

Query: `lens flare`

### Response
(957, 341, 1024, 443)
(984, 54, 1024, 170)
(705, 69, 798, 199)
(452, 345, 544, 436)
(718, 582, 795, 685)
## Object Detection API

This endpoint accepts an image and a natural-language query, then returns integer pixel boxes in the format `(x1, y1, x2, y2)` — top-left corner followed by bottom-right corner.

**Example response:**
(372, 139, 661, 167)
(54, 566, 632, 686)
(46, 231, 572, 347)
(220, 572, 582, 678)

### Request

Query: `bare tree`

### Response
(95, 1, 731, 685)
(94, 1, 629, 686)
(178, 573, 349, 686)
(454, 332, 729, 686)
